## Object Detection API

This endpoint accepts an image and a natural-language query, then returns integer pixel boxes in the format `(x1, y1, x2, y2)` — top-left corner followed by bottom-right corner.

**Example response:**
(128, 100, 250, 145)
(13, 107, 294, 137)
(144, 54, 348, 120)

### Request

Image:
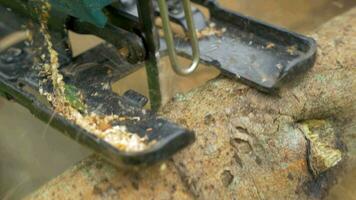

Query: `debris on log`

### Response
(27, 7, 356, 200)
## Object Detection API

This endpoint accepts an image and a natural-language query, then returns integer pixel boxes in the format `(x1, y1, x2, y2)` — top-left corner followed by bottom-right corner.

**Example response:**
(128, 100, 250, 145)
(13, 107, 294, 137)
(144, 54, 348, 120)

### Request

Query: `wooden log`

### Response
(27, 7, 356, 200)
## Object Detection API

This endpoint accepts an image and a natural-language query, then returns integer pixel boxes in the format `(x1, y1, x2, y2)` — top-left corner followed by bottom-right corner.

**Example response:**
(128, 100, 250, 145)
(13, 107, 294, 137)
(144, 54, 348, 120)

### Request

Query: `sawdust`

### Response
(196, 23, 226, 39)
(32, 0, 150, 152)
(265, 42, 275, 49)
(158, 22, 226, 40)
(287, 45, 298, 55)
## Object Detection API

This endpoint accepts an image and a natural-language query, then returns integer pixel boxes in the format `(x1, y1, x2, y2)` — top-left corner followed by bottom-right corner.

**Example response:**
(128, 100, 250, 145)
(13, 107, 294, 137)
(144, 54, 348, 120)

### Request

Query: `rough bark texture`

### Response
(27, 8, 355, 200)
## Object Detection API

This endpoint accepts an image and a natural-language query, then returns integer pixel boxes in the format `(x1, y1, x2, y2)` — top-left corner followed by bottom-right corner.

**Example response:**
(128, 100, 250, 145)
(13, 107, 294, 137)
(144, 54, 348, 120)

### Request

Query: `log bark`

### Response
(27, 7, 356, 200)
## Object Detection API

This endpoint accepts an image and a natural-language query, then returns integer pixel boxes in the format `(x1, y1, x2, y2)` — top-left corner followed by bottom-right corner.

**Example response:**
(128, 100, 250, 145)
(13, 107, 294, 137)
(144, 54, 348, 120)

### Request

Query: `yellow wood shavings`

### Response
(33, 0, 151, 152)
(196, 23, 226, 39)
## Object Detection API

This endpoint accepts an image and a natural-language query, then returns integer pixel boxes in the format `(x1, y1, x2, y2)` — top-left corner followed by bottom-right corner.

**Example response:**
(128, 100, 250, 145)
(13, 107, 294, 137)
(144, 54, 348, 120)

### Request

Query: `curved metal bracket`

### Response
(157, 0, 200, 75)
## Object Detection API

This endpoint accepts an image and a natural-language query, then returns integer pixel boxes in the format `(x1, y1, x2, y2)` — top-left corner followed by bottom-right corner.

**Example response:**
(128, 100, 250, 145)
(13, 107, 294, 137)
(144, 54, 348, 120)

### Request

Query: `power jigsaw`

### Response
(0, 0, 316, 166)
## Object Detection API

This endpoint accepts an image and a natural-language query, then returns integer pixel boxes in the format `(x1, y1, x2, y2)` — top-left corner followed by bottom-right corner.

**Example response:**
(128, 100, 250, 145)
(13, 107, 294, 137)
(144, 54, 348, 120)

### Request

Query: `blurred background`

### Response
(0, 0, 355, 199)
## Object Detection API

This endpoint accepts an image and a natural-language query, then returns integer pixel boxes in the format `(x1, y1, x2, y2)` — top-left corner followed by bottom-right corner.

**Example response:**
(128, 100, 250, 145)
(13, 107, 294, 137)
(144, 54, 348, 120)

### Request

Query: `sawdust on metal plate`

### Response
(196, 22, 226, 39)
(33, 0, 150, 152)
(158, 21, 226, 39)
